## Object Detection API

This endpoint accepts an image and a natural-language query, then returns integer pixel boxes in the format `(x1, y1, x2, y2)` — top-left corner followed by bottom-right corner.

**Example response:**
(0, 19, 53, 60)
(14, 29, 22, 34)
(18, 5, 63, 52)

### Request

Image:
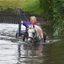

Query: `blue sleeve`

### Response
(23, 21, 27, 27)
(23, 21, 30, 31)
(37, 23, 40, 27)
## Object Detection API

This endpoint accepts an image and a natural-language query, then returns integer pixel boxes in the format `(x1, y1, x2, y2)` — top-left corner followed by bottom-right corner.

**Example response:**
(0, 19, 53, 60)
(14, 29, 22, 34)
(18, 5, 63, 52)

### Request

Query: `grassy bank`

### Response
(0, 0, 40, 15)
(0, 0, 24, 10)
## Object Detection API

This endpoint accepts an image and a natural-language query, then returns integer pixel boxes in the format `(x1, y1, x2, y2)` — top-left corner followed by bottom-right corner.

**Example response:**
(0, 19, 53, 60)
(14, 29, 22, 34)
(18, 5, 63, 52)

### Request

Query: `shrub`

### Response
(39, 0, 64, 36)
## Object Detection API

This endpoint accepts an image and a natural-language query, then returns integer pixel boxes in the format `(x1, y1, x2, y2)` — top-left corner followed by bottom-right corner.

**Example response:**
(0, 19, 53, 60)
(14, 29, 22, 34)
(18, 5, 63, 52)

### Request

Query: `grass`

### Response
(0, 0, 41, 15)
(0, 0, 25, 10)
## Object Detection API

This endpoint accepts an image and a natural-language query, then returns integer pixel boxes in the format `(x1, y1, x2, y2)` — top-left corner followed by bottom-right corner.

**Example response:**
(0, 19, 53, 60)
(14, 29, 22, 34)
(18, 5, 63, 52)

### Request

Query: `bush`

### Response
(39, 0, 64, 36)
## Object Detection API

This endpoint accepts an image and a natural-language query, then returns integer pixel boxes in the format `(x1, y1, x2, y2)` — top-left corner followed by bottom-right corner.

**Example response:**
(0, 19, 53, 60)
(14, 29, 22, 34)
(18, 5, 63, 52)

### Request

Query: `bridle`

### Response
(27, 30, 38, 43)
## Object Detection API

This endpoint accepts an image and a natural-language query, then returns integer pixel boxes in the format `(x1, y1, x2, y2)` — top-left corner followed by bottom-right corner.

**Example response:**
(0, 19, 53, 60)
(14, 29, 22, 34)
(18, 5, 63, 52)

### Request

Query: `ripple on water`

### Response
(0, 40, 18, 64)
(0, 23, 63, 64)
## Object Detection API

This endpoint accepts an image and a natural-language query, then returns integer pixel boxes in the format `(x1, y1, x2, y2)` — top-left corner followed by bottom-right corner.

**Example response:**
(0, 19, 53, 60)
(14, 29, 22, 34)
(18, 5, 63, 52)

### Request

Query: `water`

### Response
(0, 23, 64, 64)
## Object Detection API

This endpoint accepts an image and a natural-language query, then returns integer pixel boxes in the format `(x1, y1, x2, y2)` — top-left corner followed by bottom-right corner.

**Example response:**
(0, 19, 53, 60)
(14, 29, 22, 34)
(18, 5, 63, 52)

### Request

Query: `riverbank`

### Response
(0, 9, 47, 25)
(0, 0, 40, 15)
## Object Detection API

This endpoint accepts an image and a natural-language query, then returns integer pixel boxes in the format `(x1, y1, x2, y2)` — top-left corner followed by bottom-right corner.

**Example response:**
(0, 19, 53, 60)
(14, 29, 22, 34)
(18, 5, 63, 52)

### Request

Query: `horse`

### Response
(27, 25, 44, 43)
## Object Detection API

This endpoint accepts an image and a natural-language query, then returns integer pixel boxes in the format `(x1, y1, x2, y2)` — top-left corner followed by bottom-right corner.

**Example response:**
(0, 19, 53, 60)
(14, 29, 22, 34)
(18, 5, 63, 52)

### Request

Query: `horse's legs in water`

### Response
(23, 31, 28, 41)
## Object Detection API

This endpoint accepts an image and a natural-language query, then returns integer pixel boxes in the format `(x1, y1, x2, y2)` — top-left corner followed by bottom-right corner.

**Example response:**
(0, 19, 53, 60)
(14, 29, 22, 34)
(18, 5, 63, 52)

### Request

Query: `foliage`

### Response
(39, 0, 53, 19)
(53, 0, 64, 36)
(0, 0, 41, 15)
(39, 0, 64, 36)
(23, 0, 41, 15)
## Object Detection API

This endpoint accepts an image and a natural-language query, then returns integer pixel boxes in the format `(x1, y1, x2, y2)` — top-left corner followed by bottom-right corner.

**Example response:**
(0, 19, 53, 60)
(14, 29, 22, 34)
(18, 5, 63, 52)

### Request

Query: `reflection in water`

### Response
(17, 43, 44, 64)
(18, 43, 21, 62)
(0, 40, 18, 64)
(0, 23, 63, 64)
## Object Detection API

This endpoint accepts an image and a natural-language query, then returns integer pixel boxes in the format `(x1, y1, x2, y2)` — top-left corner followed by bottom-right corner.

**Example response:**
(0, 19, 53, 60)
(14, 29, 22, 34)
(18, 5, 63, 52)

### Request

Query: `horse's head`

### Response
(27, 25, 36, 43)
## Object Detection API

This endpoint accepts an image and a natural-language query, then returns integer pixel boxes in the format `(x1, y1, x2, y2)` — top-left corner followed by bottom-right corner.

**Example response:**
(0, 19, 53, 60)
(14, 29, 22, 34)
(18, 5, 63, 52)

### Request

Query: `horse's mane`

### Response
(35, 25, 43, 38)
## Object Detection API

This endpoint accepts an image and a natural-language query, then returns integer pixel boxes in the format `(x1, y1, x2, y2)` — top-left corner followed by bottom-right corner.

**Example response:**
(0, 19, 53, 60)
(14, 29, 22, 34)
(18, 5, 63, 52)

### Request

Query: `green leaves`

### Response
(39, 0, 64, 36)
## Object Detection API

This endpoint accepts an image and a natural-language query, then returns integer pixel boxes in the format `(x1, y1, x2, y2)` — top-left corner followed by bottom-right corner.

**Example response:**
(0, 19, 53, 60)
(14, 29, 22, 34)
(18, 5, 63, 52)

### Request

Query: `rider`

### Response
(21, 16, 45, 42)
(21, 16, 40, 31)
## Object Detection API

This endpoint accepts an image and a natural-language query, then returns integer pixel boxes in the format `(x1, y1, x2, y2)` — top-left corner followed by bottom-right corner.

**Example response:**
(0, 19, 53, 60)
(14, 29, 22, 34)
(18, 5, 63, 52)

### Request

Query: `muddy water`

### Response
(0, 23, 64, 64)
